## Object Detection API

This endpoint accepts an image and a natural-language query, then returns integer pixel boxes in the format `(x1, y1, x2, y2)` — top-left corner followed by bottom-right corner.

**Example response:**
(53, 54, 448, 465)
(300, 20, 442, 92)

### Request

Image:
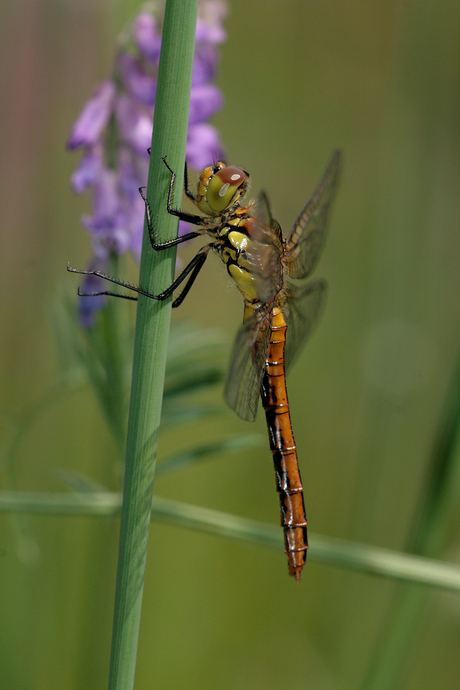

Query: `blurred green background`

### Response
(1, 0, 460, 688)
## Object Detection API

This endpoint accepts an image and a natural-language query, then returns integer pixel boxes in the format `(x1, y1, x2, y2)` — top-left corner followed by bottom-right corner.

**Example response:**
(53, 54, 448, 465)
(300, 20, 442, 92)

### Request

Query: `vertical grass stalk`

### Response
(108, 2, 198, 689)
(362, 353, 460, 689)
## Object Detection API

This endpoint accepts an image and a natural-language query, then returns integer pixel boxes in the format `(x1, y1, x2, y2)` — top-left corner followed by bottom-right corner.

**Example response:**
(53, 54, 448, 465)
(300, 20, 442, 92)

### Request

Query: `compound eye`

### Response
(207, 166, 248, 212)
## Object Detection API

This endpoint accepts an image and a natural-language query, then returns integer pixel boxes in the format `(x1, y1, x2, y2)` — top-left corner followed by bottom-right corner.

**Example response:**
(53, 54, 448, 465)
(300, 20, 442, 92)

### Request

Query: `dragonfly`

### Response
(68, 149, 341, 581)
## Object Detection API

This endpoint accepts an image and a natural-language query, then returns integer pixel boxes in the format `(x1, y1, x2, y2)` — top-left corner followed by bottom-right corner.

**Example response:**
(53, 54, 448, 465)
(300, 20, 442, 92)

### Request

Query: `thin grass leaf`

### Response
(53, 279, 132, 451)
(107, 3, 199, 689)
(165, 321, 227, 363)
(2, 490, 460, 593)
(0, 490, 122, 515)
(54, 468, 110, 494)
(156, 434, 263, 475)
(163, 363, 225, 397)
(160, 402, 222, 426)
(362, 347, 460, 690)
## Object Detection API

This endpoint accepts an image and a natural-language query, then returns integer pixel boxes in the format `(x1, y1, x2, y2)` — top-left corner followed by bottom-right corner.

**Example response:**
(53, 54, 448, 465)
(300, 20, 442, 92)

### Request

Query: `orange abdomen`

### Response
(260, 307, 308, 582)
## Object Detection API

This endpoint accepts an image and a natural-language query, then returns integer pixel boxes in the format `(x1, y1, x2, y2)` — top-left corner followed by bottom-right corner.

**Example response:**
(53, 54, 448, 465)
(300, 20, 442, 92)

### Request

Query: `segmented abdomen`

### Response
(260, 306, 308, 582)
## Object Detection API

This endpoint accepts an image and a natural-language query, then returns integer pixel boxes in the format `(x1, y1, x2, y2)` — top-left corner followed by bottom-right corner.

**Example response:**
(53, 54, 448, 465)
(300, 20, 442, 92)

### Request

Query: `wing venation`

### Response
(286, 150, 341, 280)
(282, 278, 327, 371)
(224, 309, 272, 422)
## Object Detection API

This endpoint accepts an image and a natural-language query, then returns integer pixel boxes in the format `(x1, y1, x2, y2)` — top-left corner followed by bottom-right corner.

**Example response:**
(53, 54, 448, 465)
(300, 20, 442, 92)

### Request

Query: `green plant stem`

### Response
(2, 491, 460, 593)
(107, 2, 198, 689)
(362, 353, 460, 690)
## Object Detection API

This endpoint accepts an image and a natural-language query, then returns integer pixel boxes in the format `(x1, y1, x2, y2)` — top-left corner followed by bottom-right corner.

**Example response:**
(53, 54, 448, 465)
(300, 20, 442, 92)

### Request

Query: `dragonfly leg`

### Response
(68, 245, 210, 305)
(155, 244, 211, 304)
(78, 287, 137, 301)
(171, 245, 210, 308)
(67, 264, 164, 301)
(161, 156, 204, 225)
(139, 187, 201, 249)
(148, 147, 195, 204)
(184, 160, 196, 203)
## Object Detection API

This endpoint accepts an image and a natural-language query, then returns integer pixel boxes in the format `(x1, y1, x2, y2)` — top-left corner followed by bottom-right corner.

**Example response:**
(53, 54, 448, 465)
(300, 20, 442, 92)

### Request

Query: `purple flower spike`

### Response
(133, 12, 162, 63)
(115, 96, 153, 155)
(192, 44, 219, 85)
(118, 51, 157, 106)
(186, 123, 225, 170)
(67, 81, 116, 150)
(70, 146, 103, 193)
(196, 0, 228, 44)
(78, 265, 110, 328)
(68, 2, 228, 326)
(125, 196, 145, 262)
(189, 83, 224, 126)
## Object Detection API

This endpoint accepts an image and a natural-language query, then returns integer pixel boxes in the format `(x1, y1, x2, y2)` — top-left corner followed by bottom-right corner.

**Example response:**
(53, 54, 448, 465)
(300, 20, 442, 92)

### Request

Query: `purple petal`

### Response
(192, 44, 219, 85)
(118, 51, 157, 106)
(116, 150, 146, 260)
(133, 12, 162, 63)
(196, 1, 228, 44)
(118, 147, 148, 203)
(92, 169, 119, 218)
(179, 220, 195, 237)
(109, 222, 133, 255)
(80, 170, 131, 255)
(70, 146, 104, 193)
(126, 196, 145, 261)
(196, 18, 227, 44)
(189, 83, 224, 125)
(115, 95, 153, 155)
(67, 81, 116, 150)
(78, 261, 109, 328)
(186, 123, 225, 170)
(83, 211, 132, 257)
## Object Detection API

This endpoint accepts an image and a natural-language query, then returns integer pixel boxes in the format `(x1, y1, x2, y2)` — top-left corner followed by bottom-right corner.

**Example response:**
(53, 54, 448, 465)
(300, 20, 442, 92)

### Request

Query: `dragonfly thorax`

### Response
(196, 161, 249, 216)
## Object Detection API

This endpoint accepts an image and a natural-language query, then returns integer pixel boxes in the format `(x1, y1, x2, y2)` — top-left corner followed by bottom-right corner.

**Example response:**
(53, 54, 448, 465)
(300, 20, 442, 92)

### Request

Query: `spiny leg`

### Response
(79, 287, 137, 301)
(161, 156, 204, 225)
(139, 187, 202, 250)
(68, 264, 163, 301)
(148, 147, 195, 203)
(171, 246, 210, 308)
(184, 160, 196, 203)
(68, 245, 210, 305)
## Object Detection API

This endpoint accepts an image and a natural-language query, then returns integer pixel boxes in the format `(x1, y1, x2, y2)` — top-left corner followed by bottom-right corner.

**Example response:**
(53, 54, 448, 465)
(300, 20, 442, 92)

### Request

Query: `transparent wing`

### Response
(247, 191, 284, 250)
(255, 190, 273, 226)
(234, 194, 285, 305)
(286, 150, 342, 280)
(283, 278, 327, 371)
(224, 309, 272, 422)
(255, 190, 282, 236)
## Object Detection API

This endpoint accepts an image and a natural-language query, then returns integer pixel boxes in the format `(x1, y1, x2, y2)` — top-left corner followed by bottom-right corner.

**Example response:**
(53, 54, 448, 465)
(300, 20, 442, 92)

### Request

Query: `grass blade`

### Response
(107, 2, 199, 689)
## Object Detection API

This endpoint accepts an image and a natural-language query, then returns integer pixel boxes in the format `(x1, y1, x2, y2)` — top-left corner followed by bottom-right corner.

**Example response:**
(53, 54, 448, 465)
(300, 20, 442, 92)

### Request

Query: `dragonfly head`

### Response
(196, 162, 249, 216)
